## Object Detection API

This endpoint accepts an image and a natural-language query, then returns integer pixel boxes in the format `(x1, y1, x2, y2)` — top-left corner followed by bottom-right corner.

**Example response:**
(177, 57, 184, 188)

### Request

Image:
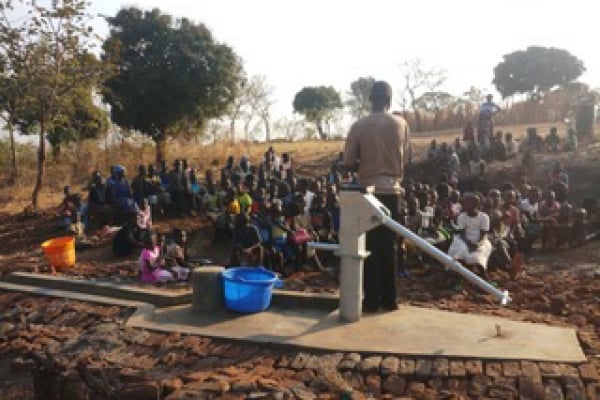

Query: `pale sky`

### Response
(84, 0, 600, 116)
(8, 0, 600, 129)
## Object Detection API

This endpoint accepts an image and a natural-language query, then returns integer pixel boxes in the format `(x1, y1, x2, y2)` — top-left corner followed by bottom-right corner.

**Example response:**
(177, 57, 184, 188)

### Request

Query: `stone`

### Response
(545, 380, 565, 400)
(485, 362, 502, 378)
(465, 360, 483, 376)
(380, 357, 399, 375)
(501, 361, 520, 378)
(61, 373, 91, 400)
(415, 359, 432, 377)
(189, 379, 231, 394)
(520, 361, 541, 382)
(291, 385, 316, 399)
(565, 383, 586, 400)
(559, 364, 580, 378)
(165, 389, 210, 400)
(382, 375, 405, 396)
(468, 376, 491, 396)
(431, 358, 449, 377)
(304, 355, 321, 370)
(579, 364, 600, 382)
(232, 377, 258, 393)
(398, 359, 415, 376)
(358, 356, 382, 374)
(587, 383, 600, 399)
(518, 376, 544, 400)
(449, 361, 466, 377)
(290, 353, 312, 370)
(276, 354, 294, 368)
(342, 371, 365, 392)
(406, 381, 425, 397)
(161, 377, 183, 396)
(540, 363, 562, 379)
(294, 370, 316, 384)
(117, 382, 161, 400)
(191, 266, 225, 311)
(364, 374, 381, 396)
(317, 353, 343, 369)
(338, 353, 361, 370)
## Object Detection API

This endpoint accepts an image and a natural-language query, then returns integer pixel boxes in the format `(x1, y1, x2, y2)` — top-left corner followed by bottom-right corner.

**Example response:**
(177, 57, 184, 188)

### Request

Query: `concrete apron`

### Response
(0, 277, 585, 362)
(128, 303, 586, 363)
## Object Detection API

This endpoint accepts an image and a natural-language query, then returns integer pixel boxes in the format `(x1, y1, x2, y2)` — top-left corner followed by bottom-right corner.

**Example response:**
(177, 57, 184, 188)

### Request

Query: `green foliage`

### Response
(102, 7, 244, 153)
(493, 46, 585, 98)
(346, 76, 375, 119)
(292, 86, 342, 139)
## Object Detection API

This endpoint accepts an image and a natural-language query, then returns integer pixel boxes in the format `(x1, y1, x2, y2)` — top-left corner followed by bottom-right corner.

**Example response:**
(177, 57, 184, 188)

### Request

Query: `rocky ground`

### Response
(1, 291, 600, 400)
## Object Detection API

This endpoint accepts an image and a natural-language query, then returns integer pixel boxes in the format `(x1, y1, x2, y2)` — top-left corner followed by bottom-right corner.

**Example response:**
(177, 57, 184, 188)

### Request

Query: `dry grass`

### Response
(0, 121, 577, 214)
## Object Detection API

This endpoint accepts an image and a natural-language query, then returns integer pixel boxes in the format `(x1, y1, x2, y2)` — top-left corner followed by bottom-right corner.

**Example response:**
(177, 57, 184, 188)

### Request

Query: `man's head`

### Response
(369, 81, 392, 112)
(486, 94, 493, 102)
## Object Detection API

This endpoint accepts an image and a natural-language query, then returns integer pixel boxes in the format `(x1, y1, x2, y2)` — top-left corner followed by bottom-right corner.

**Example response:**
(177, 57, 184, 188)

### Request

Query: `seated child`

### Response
(139, 231, 174, 284)
(447, 193, 492, 276)
(231, 212, 264, 266)
(163, 229, 191, 281)
(137, 198, 152, 232)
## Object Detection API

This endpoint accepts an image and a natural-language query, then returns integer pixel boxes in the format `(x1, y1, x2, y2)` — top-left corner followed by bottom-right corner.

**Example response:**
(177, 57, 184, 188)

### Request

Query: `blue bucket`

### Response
(222, 267, 283, 313)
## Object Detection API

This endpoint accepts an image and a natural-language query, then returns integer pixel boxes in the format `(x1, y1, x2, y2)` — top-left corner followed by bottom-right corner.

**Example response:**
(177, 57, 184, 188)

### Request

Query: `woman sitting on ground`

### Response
(163, 228, 191, 281)
(231, 212, 264, 266)
(447, 193, 492, 277)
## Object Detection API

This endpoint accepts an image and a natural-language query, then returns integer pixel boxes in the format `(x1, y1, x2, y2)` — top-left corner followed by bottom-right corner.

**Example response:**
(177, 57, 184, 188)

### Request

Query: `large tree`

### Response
(102, 7, 243, 164)
(346, 76, 375, 119)
(493, 46, 585, 99)
(292, 86, 342, 140)
(0, 0, 106, 208)
(398, 58, 446, 132)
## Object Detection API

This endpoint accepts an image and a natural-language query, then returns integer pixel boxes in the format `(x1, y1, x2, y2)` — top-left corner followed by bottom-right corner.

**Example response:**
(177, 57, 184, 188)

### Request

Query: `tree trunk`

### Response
(230, 119, 236, 144)
(316, 120, 326, 140)
(32, 115, 46, 209)
(8, 122, 17, 185)
(155, 133, 166, 166)
(51, 143, 61, 159)
(413, 109, 422, 132)
(263, 116, 270, 142)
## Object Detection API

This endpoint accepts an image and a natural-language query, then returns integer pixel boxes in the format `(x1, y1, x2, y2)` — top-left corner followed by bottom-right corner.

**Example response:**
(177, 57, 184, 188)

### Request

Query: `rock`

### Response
(0, 322, 15, 335)
(540, 363, 562, 379)
(565, 383, 586, 400)
(468, 376, 491, 396)
(520, 361, 541, 381)
(291, 385, 316, 399)
(342, 371, 365, 392)
(276, 354, 294, 368)
(317, 353, 343, 369)
(415, 359, 432, 377)
(117, 382, 161, 400)
(464, 360, 483, 376)
(232, 377, 257, 392)
(294, 370, 316, 384)
(257, 378, 283, 392)
(188, 379, 231, 394)
(380, 357, 399, 375)
(518, 376, 544, 400)
(398, 358, 415, 376)
(560, 364, 580, 378)
(431, 358, 449, 377)
(304, 355, 321, 370)
(358, 356, 382, 374)
(427, 377, 443, 390)
(165, 389, 209, 400)
(449, 361, 466, 377)
(502, 361, 521, 378)
(364, 374, 381, 396)
(406, 381, 425, 397)
(485, 362, 502, 378)
(545, 380, 565, 400)
(10, 357, 35, 372)
(338, 353, 361, 370)
(61, 373, 91, 400)
(381, 374, 405, 396)
(161, 377, 183, 396)
(290, 353, 312, 370)
(579, 363, 600, 382)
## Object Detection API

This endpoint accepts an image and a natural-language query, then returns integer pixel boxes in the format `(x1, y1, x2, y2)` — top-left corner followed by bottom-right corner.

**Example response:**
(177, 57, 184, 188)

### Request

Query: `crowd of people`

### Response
(55, 124, 596, 288)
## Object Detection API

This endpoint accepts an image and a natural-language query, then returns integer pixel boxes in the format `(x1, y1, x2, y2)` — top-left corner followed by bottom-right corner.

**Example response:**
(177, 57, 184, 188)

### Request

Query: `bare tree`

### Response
(398, 58, 446, 132)
(247, 75, 274, 142)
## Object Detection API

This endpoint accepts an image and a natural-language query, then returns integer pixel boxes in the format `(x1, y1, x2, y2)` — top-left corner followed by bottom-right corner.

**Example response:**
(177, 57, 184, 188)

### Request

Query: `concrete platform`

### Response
(128, 304, 586, 362)
(3, 272, 339, 309)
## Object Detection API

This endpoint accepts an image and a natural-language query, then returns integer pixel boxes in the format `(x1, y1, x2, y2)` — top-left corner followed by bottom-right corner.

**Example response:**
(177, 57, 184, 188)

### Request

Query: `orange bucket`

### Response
(41, 236, 76, 269)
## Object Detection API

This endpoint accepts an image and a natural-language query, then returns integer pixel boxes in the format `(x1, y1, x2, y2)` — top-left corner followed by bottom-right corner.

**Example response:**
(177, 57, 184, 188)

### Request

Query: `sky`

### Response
(6, 0, 600, 135)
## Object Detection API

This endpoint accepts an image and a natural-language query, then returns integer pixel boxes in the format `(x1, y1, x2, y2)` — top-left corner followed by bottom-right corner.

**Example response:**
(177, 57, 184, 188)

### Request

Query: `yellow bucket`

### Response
(41, 236, 76, 269)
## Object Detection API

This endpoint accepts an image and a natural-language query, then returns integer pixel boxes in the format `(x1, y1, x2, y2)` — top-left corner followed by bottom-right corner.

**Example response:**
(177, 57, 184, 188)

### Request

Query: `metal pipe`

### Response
(379, 215, 511, 305)
(307, 242, 340, 252)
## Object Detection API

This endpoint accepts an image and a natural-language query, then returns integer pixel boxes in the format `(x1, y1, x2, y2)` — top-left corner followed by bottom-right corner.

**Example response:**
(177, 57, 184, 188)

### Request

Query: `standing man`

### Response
(343, 81, 410, 312)
(478, 94, 501, 148)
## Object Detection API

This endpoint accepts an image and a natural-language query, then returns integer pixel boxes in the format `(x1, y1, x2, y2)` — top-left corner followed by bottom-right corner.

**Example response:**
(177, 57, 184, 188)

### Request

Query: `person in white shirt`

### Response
(504, 132, 519, 158)
(448, 193, 492, 275)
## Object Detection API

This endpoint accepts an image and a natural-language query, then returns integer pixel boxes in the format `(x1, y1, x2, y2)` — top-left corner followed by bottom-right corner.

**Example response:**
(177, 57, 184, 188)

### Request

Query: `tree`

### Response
(292, 86, 342, 140)
(346, 76, 375, 119)
(46, 88, 109, 158)
(0, 0, 106, 208)
(0, 69, 27, 184)
(102, 7, 243, 164)
(248, 75, 274, 142)
(414, 91, 457, 130)
(493, 46, 585, 99)
(398, 58, 446, 132)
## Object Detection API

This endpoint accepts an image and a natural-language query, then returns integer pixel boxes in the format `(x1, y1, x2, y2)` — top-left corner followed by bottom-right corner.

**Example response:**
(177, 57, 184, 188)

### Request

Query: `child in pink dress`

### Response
(139, 231, 173, 284)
